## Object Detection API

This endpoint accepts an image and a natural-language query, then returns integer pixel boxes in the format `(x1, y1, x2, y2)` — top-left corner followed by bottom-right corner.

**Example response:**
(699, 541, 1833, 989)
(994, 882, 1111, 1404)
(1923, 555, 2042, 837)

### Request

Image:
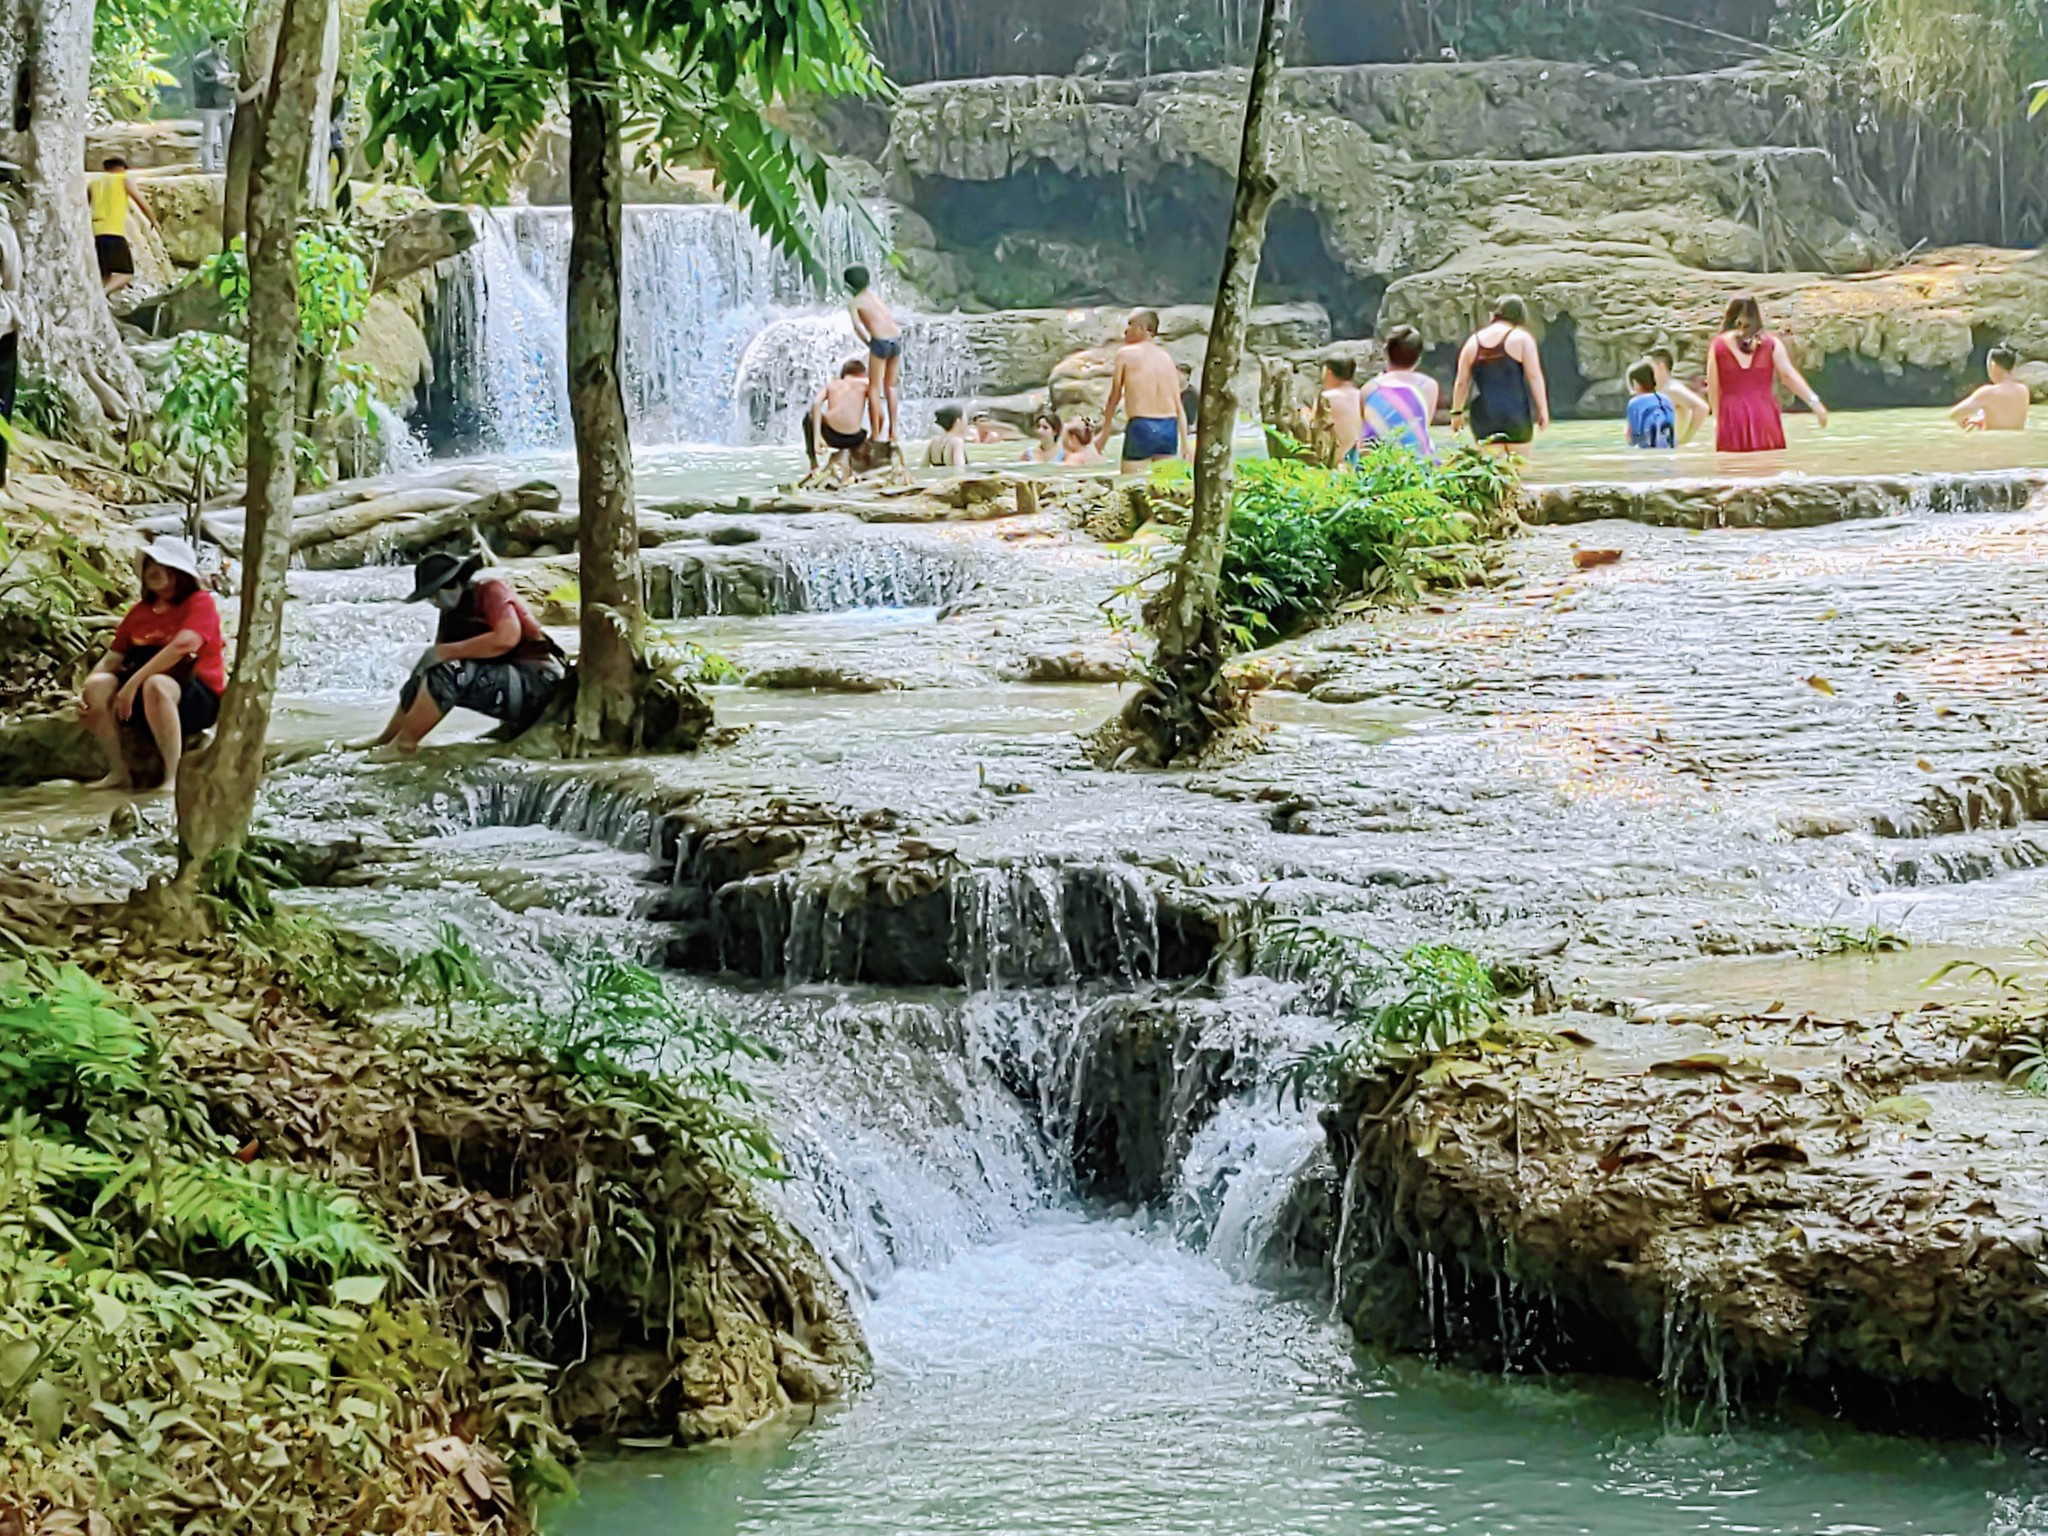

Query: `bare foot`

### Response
(87, 772, 133, 791)
(156, 778, 177, 797)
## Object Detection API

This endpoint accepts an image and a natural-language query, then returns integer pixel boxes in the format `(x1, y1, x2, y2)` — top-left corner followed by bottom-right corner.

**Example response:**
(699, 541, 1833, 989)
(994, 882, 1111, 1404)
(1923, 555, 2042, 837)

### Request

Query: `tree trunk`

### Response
(0, 0, 143, 435)
(563, 0, 652, 751)
(1105, 0, 1291, 768)
(222, 0, 283, 245)
(175, 0, 326, 881)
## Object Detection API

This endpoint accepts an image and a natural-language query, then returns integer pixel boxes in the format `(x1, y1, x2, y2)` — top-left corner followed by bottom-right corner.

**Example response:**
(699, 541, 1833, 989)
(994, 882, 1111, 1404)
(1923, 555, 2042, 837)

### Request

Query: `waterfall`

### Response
(429, 204, 978, 452)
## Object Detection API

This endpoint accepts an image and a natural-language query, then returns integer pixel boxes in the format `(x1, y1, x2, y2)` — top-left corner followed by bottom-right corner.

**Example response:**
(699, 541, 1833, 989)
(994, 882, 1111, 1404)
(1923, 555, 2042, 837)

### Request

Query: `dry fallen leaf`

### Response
(1806, 675, 1836, 696)
(1573, 549, 1623, 569)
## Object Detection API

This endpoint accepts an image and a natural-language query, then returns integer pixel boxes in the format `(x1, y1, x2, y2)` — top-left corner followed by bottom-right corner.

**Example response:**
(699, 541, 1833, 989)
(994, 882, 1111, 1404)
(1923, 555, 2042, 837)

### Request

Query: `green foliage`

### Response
(1806, 922, 1911, 956)
(132, 331, 248, 527)
(91, 0, 242, 119)
(401, 923, 501, 1029)
(1265, 919, 1507, 1101)
(0, 506, 132, 660)
(12, 367, 79, 444)
(1210, 444, 1519, 651)
(197, 230, 378, 484)
(364, 0, 887, 274)
(1787, 0, 2048, 125)
(1929, 940, 2048, 1092)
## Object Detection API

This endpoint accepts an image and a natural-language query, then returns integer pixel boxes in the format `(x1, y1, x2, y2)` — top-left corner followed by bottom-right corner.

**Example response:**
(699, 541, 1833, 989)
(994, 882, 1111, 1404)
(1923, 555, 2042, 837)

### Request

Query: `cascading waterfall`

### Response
(428, 204, 978, 452)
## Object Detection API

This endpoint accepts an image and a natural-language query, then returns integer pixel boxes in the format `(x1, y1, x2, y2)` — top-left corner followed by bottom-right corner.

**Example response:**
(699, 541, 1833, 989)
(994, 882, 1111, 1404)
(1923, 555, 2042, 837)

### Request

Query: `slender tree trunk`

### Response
(175, 0, 325, 880)
(0, 0, 143, 435)
(222, 0, 283, 244)
(563, 0, 651, 751)
(1106, 0, 1291, 768)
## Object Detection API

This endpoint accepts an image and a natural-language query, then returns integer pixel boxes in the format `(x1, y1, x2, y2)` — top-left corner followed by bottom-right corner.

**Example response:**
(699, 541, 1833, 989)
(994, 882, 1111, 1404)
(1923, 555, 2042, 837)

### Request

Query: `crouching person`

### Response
(375, 552, 565, 753)
(80, 536, 224, 795)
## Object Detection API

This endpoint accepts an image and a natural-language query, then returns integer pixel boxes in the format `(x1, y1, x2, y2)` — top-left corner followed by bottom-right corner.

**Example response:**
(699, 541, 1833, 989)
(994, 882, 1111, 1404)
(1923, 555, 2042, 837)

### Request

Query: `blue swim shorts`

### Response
(869, 336, 902, 362)
(1122, 415, 1180, 461)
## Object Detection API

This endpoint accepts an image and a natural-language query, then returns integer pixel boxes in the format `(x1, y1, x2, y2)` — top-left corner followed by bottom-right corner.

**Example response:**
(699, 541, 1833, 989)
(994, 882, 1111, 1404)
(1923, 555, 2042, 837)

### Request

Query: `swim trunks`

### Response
(822, 421, 868, 452)
(95, 234, 134, 277)
(868, 336, 901, 362)
(1122, 415, 1180, 461)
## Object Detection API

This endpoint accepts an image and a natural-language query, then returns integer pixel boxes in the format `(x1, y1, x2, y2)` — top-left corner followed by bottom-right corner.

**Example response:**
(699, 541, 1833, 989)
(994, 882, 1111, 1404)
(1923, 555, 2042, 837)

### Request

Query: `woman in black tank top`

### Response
(1452, 295, 1550, 447)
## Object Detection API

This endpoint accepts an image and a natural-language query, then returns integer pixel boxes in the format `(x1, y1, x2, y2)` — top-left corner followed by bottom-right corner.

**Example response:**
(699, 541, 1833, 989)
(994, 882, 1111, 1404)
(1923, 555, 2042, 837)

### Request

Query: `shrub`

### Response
(1212, 443, 1519, 651)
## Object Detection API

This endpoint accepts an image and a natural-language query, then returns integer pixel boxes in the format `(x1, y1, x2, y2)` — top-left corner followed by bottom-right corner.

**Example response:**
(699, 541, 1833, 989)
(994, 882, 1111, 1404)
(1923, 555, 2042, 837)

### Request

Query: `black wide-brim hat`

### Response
(406, 550, 484, 603)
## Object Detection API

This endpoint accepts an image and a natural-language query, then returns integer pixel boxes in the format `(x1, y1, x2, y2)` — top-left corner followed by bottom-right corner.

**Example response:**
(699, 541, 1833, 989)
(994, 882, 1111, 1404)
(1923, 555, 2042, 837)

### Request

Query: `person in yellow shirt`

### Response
(90, 157, 155, 296)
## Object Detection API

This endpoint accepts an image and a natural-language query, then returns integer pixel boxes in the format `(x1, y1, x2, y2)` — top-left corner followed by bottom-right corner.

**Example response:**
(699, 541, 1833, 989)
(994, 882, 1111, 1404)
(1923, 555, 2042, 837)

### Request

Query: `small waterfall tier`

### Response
(426, 204, 977, 452)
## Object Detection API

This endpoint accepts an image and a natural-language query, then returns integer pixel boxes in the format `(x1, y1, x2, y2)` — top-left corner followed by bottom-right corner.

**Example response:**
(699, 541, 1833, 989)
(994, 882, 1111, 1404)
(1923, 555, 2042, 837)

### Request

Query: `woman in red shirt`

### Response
(80, 535, 226, 793)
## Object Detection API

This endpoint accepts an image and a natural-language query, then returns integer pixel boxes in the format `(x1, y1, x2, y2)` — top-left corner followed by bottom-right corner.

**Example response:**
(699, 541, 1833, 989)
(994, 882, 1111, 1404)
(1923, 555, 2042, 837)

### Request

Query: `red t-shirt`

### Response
(469, 574, 547, 644)
(112, 590, 227, 694)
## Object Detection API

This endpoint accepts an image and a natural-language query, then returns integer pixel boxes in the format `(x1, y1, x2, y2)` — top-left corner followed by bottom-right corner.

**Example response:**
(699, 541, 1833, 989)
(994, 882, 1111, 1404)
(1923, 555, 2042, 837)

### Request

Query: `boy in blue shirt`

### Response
(1624, 360, 1676, 449)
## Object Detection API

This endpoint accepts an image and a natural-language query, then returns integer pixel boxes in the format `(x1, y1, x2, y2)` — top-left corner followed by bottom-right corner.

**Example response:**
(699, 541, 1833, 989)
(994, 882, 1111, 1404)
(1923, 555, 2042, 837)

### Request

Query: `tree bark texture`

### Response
(0, 0, 143, 433)
(563, 0, 649, 751)
(222, 0, 283, 244)
(176, 0, 326, 876)
(1115, 0, 1291, 766)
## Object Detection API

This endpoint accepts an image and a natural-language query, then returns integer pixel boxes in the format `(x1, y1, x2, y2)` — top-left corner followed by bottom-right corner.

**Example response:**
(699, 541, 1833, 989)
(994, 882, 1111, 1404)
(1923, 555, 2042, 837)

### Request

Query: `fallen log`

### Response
(299, 482, 560, 570)
(199, 468, 508, 556)
(291, 489, 476, 552)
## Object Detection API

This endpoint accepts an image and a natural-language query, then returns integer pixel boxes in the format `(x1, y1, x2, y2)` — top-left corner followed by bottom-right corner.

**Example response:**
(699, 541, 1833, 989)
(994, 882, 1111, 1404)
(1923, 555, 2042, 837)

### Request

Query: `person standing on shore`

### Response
(189, 38, 236, 173)
(845, 265, 902, 445)
(0, 166, 21, 489)
(1707, 295, 1827, 454)
(1095, 309, 1191, 474)
(1451, 296, 1549, 449)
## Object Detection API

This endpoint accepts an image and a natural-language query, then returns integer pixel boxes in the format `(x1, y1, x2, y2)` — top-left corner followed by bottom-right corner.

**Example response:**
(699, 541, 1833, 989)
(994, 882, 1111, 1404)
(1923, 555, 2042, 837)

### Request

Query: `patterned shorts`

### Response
(402, 654, 563, 728)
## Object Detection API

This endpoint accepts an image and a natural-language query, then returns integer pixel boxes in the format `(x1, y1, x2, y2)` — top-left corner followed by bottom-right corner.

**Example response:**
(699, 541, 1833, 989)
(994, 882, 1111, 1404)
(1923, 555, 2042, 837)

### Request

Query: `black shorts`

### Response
(822, 422, 868, 452)
(95, 234, 134, 277)
(119, 656, 220, 738)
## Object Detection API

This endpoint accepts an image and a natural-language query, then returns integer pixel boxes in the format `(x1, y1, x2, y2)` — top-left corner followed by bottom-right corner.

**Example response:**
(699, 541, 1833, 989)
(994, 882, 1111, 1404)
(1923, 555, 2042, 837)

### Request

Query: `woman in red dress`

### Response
(1707, 294, 1828, 453)
(79, 535, 226, 794)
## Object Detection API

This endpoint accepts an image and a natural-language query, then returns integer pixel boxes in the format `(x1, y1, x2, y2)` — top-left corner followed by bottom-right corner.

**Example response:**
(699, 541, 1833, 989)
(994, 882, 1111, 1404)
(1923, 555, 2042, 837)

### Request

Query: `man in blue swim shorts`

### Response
(846, 265, 903, 444)
(1094, 309, 1192, 475)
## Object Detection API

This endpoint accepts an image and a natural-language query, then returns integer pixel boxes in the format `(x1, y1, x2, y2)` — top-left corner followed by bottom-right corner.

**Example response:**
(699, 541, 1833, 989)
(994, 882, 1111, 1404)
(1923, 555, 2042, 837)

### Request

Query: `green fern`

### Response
(124, 1158, 399, 1281)
(0, 958, 151, 1112)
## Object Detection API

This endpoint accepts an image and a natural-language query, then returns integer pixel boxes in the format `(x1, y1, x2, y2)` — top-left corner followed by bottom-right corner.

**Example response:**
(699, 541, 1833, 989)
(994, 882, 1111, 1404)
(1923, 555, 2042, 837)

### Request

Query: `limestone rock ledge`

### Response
(1328, 1010, 2048, 1434)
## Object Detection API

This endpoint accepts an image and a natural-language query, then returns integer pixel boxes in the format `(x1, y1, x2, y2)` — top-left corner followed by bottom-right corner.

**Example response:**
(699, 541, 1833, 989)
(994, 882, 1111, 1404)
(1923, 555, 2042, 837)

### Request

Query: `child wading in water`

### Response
(845, 265, 902, 444)
(1951, 345, 2031, 432)
(1624, 360, 1677, 449)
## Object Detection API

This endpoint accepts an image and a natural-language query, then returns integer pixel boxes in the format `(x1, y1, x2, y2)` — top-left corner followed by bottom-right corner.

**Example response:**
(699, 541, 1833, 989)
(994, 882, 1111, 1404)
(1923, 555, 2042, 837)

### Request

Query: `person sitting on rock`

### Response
(371, 552, 565, 755)
(1624, 360, 1677, 449)
(806, 358, 872, 480)
(1061, 418, 1104, 466)
(1026, 410, 1064, 464)
(80, 536, 223, 795)
(1648, 347, 1710, 445)
(925, 405, 970, 472)
(1951, 345, 2031, 433)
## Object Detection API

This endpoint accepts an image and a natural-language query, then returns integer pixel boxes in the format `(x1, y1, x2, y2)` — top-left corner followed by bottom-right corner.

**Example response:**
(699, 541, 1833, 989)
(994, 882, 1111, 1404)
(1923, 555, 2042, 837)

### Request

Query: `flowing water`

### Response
(427, 206, 978, 452)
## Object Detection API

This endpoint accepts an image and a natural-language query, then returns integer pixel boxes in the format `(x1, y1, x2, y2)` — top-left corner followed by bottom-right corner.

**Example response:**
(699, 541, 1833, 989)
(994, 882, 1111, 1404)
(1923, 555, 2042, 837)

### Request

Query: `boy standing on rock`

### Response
(1095, 309, 1192, 475)
(845, 265, 902, 445)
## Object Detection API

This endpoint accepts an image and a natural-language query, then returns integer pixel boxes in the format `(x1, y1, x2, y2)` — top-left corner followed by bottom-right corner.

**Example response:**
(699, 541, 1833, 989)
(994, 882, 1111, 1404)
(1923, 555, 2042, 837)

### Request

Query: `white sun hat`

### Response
(141, 534, 202, 582)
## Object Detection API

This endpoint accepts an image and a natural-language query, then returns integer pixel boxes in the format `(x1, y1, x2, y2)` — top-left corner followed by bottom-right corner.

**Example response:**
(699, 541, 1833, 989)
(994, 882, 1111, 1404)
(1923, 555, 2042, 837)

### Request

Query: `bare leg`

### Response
(104, 272, 131, 297)
(391, 688, 445, 753)
(140, 676, 184, 793)
(885, 352, 902, 444)
(81, 673, 130, 788)
(866, 368, 885, 442)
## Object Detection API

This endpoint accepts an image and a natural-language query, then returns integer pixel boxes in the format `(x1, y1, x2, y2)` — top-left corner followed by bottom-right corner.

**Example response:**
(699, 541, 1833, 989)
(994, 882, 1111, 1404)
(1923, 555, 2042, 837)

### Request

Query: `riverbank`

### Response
(0, 872, 862, 1533)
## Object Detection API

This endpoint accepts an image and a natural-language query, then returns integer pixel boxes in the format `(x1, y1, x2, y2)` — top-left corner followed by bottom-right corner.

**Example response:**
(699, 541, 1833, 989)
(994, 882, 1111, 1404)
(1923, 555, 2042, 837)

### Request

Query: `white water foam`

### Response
(433, 205, 977, 451)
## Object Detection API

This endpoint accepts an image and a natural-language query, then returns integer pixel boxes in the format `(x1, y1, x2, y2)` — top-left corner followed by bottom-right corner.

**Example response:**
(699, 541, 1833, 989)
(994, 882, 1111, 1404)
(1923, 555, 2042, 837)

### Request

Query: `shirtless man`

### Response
(1095, 309, 1191, 474)
(1648, 347, 1711, 445)
(807, 358, 873, 478)
(1321, 357, 1364, 464)
(845, 265, 902, 444)
(1952, 345, 2031, 433)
